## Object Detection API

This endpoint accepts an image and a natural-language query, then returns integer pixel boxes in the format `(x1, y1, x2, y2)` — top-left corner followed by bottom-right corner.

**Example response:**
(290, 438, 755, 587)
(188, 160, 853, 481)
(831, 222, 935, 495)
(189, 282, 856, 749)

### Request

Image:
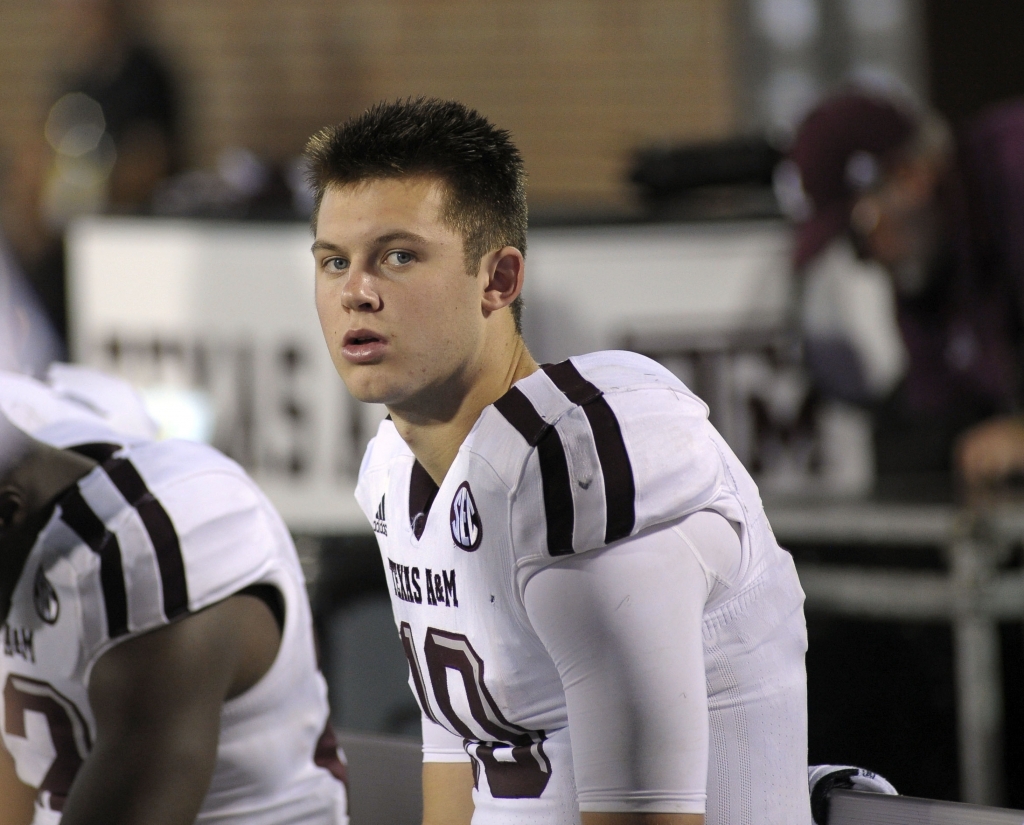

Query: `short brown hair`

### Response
(304, 98, 527, 332)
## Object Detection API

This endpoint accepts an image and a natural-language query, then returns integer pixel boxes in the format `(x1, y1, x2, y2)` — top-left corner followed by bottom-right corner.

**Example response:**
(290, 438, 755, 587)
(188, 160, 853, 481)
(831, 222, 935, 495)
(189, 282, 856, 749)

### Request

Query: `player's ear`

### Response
(481, 246, 525, 313)
(0, 487, 26, 533)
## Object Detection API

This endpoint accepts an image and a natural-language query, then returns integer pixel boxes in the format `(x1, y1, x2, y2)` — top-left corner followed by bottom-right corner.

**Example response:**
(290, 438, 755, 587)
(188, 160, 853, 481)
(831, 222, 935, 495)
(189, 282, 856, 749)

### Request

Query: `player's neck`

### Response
(390, 335, 538, 486)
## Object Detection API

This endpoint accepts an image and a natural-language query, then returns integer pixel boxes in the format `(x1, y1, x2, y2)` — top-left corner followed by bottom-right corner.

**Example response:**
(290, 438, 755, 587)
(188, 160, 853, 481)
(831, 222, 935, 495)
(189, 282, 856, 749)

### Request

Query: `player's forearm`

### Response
(525, 522, 717, 820)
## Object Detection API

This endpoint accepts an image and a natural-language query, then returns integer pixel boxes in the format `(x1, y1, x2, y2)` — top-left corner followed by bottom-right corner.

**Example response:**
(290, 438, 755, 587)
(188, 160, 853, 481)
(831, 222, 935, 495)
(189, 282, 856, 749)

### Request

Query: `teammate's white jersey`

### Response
(0, 413, 347, 823)
(356, 351, 811, 825)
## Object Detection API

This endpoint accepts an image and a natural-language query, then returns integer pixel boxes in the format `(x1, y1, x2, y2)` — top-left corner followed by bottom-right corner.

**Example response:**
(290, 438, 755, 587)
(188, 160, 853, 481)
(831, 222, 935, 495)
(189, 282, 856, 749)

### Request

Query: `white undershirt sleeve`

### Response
(422, 713, 471, 762)
(522, 509, 740, 814)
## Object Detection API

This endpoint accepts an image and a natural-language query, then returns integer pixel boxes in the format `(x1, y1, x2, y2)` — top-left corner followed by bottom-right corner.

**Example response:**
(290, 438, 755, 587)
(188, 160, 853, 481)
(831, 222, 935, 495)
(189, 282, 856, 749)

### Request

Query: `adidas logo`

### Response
(373, 495, 387, 536)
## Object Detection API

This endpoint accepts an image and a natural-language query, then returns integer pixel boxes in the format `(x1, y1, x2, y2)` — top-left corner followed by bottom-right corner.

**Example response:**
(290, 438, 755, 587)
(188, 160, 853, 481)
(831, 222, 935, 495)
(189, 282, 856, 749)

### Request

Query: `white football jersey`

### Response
(356, 351, 810, 825)
(0, 422, 347, 823)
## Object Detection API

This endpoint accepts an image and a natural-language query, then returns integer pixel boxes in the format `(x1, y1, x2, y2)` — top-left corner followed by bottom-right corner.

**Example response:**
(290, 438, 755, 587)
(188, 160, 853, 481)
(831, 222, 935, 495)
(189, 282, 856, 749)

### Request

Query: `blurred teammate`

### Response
(306, 99, 811, 825)
(0, 369, 347, 825)
(787, 91, 1024, 492)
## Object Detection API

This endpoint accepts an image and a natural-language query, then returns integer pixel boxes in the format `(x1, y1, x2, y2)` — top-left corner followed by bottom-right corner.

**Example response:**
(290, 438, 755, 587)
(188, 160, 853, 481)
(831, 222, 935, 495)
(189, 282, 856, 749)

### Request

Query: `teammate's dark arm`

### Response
(59, 592, 281, 825)
(0, 738, 36, 825)
(0, 432, 93, 825)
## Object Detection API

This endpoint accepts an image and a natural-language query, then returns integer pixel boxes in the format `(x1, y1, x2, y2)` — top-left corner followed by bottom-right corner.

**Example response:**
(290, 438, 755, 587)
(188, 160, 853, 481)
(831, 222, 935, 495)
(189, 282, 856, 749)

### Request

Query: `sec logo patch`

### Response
(450, 481, 482, 551)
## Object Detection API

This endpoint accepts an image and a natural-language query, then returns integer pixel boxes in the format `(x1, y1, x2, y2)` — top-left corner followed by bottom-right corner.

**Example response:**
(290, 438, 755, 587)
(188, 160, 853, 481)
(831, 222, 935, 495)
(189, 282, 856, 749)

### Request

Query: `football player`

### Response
(306, 99, 811, 825)
(0, 370, 347, 825)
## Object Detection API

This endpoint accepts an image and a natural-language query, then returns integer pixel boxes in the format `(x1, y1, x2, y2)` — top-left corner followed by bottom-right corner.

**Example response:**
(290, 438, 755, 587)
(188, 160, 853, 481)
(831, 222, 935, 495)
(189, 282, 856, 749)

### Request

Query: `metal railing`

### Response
(830, 789, 1024, 824)
(768, 500, 1024, 807)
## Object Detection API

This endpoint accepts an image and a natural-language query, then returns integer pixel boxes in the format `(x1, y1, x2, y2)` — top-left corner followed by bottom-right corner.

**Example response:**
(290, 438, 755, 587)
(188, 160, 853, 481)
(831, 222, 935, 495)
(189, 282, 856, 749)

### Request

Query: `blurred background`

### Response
(4, 0, 1024, 810)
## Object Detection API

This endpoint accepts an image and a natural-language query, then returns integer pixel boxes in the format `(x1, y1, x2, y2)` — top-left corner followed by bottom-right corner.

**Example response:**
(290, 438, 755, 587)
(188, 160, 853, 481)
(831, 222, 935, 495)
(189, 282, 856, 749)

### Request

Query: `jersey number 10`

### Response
(400, 623, 551, 799)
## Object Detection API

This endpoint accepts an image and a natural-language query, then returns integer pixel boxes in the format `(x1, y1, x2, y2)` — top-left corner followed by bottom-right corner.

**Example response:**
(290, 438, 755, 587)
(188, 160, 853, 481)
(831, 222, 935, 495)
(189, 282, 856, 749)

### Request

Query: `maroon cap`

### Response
(789, 91, 917, 269)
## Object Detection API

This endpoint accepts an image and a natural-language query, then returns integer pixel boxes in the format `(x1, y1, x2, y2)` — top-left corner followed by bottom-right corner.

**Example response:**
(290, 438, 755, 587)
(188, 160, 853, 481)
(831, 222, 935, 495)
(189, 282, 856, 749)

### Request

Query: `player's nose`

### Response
(340, 264, 382, 312)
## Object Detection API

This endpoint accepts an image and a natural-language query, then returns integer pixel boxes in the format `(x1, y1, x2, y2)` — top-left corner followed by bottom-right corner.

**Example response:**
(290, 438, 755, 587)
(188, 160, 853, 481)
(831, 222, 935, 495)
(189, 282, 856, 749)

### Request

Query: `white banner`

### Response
(67, 217, 792, 533)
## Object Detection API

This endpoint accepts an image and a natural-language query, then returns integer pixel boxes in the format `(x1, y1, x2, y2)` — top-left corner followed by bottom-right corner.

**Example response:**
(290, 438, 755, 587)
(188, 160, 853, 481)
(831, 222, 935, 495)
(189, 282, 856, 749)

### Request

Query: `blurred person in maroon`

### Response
(787, 91, 1024, 496)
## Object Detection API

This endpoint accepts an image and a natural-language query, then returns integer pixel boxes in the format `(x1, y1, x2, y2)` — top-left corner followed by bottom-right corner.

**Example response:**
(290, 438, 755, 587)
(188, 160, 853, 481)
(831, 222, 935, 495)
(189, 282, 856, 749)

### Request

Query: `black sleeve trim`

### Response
(238, 583, 285, 633)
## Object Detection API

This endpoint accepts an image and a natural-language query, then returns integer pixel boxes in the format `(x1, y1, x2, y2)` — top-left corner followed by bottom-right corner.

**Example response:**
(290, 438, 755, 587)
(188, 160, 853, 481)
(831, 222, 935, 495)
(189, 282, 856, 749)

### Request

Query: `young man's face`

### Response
(312, 176, 490, 411)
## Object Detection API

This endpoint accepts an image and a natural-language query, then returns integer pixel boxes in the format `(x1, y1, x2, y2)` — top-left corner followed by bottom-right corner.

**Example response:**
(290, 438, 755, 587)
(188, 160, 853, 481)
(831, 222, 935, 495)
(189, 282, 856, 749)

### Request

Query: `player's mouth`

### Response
(341, 329, 388, 364)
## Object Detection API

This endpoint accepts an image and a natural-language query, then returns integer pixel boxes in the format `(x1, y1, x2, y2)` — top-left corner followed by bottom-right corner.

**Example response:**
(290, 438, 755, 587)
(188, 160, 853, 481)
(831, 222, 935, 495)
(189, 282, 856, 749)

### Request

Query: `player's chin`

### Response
(337, 365, 404, 406)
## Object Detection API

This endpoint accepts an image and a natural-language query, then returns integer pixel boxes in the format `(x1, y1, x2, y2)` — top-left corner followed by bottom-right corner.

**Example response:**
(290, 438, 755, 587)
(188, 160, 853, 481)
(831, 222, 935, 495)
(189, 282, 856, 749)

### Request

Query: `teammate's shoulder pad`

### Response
(118, 439, 281, 610)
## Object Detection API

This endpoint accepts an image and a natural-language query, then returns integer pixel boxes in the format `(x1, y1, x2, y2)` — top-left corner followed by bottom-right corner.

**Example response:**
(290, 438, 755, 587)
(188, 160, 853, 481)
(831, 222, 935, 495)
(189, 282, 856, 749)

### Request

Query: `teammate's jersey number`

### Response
(400, 623, 551, 799)
(3, 675, 91, 804)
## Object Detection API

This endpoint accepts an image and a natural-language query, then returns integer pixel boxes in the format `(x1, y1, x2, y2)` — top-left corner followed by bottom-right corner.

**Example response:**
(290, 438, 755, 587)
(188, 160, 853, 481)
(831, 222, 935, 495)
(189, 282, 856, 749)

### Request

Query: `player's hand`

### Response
(956, 416, 1024, 487)
(808, 765, 897, 825)
(0, 739, 35, 825)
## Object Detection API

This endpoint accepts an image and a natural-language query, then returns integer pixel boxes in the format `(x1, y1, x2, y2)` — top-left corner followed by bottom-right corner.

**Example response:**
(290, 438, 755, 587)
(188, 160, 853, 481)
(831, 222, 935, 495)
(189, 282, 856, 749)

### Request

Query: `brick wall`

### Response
(0, 0, 738, 207)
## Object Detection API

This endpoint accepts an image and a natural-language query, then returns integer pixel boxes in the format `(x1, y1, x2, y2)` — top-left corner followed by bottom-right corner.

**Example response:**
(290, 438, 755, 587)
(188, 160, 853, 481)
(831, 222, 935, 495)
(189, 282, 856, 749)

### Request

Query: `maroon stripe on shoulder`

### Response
(493, 387, 549, 446)
(541, 361, 602, 406)
(59, 488, 129, 638)
(494, 385, 574, 555)
(408, 460, 439, 540)
(542, 360, 636, 544)
(102, 458, 190, 620)
(582, 400, 636, 542)
(69, 443, 190, 621)
(536, 429, 575, 555)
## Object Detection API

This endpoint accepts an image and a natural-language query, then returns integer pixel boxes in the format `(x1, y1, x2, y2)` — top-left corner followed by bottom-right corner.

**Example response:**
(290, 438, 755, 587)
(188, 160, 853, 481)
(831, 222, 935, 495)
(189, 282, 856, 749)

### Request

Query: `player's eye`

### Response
(324, 257, 348, 272)
(385, 250, 414, 266)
